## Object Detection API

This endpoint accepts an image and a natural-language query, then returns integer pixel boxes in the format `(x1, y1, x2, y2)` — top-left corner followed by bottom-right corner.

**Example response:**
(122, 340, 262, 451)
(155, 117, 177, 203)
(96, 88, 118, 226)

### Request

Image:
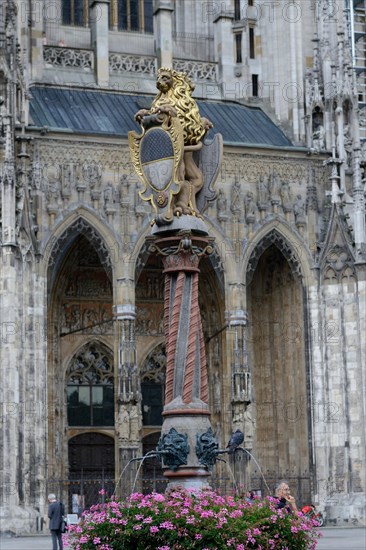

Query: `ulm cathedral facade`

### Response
(0, 0, 365, 533)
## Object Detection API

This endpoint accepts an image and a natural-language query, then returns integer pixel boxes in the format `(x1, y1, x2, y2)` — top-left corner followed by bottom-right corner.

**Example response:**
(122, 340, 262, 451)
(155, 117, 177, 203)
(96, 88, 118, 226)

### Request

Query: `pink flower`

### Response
(143, 516, 153, 523)
(159, 521, 174, 530)
(150, 525, 159, 533)
(186, 515, 196, 524)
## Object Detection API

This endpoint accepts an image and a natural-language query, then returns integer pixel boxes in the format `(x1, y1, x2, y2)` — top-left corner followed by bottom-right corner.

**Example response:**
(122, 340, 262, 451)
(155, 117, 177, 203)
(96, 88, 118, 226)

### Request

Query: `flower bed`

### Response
(64, 488, 320, 549)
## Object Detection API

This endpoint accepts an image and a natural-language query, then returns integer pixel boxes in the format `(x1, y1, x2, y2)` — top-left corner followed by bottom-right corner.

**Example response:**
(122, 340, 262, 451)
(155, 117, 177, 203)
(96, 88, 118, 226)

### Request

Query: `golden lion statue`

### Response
(135, 68, 213, 217)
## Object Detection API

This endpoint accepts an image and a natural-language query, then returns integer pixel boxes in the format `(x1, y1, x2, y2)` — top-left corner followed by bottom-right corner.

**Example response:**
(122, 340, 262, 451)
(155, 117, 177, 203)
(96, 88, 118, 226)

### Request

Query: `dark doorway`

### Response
(68, 432, 115, 509)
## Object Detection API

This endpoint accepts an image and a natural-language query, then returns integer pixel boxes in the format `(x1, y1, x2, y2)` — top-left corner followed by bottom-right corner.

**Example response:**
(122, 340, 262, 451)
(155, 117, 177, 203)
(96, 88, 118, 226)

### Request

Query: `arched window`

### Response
(67, 343, 114, 427)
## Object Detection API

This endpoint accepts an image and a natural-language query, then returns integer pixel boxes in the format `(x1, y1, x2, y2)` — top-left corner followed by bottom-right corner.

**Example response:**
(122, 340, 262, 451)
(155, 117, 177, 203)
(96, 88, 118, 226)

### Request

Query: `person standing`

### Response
(48, 493, 64, 550)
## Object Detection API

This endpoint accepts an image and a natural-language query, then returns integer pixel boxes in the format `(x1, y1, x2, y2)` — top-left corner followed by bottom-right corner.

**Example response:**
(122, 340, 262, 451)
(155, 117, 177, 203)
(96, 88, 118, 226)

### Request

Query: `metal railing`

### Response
(47, 472, 312, 514)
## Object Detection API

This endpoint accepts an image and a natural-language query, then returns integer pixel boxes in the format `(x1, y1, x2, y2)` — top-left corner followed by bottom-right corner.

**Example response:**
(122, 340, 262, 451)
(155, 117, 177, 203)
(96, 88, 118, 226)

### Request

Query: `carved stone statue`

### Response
(0, 96, 7, 142)
(270, 172, 281, 204)
(104, 182, 113, 205)
(244, 191, 257, 222)
(213, 371, 221, 413)
(294, 194, 306, 225)
(231, 180, 241, 214)
(343, 124, 353, 169)
(312, 124, 325, 151)
(257, 178, 269, 209)
(217, 189, 228, 222)
(129, 404, 141, 440)
(83, 162, 102, 189)
(280, 181, 292, 212)
(61, 164, 73, 198)
(118, 407, 130, 440)
(232, 406, 244, 428)
(243, 403, 255, 440)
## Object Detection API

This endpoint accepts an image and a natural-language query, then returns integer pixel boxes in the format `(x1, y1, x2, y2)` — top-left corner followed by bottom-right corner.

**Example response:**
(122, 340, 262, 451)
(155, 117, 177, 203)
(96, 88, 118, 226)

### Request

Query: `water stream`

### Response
(115, 450, 161, 550)
(238, 448, 271, 494)
(219, 458, 239, 495)
(130, 450, 159, 495)
(114, 449, 159, 496)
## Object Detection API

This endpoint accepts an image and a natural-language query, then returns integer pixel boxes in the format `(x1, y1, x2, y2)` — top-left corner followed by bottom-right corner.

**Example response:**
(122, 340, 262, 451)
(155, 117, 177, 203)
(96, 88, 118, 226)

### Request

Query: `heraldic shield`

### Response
(128, 113, 184, 224)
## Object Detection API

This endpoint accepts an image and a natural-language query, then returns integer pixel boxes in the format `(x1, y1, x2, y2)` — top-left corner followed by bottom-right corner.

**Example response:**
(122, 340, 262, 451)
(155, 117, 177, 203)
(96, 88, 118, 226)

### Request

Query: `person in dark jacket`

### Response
(48, 493, 64, 550)
(274, 481, 298, 513)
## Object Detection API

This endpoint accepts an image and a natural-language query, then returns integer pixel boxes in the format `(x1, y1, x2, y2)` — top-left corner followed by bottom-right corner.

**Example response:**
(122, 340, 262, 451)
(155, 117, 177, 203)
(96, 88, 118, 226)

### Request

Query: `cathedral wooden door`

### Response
(68, 433, 115, 508)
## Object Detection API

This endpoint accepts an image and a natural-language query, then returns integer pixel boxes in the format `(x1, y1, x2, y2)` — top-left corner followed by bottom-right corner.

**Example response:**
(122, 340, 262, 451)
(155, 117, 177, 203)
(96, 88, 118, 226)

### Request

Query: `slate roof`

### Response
(29, 86, 293, 147)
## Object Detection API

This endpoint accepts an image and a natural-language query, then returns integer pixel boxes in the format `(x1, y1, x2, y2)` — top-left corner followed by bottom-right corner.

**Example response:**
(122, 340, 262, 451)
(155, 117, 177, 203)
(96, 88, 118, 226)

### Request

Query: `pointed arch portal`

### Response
(47, 218, 115, 489)
(247, 240, 311, 501)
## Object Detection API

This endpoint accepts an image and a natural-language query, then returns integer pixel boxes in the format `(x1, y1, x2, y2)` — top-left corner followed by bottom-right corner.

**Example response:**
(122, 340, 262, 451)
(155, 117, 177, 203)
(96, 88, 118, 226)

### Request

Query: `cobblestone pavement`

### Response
(0, 527, 365, 549)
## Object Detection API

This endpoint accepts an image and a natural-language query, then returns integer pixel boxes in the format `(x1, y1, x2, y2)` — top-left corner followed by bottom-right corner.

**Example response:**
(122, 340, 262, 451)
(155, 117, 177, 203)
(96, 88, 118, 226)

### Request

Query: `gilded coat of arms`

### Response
(128, 68, 223, 226)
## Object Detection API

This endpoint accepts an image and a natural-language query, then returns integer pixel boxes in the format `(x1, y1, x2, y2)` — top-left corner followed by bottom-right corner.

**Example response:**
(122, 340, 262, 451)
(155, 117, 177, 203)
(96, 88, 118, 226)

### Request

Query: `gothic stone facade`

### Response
(0, 0, 365, 533)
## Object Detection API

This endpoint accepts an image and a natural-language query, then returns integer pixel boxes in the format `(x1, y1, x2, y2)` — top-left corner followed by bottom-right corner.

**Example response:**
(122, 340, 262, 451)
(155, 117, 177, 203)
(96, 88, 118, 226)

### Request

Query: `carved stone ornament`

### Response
(196, 428, 219, 470)
(44, 46, 93, 70)
(157, 427, 190, 471)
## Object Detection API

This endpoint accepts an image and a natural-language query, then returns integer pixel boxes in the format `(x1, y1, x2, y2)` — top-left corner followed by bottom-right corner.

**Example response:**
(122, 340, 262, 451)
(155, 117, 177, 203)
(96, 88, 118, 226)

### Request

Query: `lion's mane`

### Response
(152, 68, 206, 146)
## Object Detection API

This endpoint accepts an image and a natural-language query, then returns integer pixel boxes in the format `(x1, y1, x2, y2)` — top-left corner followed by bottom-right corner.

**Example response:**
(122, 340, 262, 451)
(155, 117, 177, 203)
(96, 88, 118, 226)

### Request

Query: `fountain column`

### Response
(148, 222, 216, 489)
(128, 67, 223, 489)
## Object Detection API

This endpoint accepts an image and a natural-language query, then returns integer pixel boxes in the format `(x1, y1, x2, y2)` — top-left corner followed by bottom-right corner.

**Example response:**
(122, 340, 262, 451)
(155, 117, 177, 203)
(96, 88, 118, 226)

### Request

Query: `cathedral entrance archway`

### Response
(47, 227, 115, 488)
(247, 243, 311, 503)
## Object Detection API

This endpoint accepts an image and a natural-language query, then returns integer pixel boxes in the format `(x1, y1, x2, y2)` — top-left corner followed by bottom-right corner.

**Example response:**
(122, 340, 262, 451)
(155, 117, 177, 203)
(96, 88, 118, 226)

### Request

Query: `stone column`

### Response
(351, 106, 366, 262)
(114, 304, 142, 498)
(213, 9, 235, 87)
(1, 95, 16, 245)
(227, 308, 252, 489)
(335, 104, 346, 189)
(29, 0, 44, 82)
(148, 220, 217, 489)
(90, 0, 110, 86)
(153, 0, 174, 68)
(306, 165, 319, 254)
(0, 247, 20, 526)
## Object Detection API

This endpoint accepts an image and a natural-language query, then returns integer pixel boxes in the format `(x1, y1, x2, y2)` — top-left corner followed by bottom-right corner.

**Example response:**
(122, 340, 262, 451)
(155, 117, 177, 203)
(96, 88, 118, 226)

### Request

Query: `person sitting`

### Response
(273, 481, 298, 513)
(244, 491, 255, 503)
